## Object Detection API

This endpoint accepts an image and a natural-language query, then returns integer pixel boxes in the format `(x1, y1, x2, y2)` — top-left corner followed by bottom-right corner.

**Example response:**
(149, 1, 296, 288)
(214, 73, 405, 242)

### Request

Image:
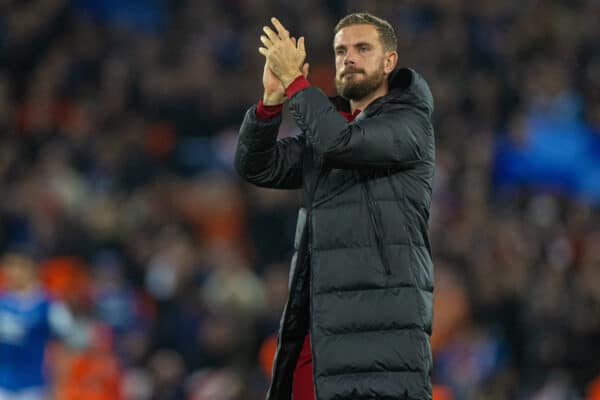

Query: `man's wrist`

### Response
(285, 75, 311, 99)
(280, 71, 304, 89)
(256, 98, 283, 119)
(262, 93, 286, 106)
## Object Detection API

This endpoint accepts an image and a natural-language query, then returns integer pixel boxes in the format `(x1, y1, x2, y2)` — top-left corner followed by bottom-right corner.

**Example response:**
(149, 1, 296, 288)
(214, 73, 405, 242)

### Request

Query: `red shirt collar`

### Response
(338, 108, 361, 122)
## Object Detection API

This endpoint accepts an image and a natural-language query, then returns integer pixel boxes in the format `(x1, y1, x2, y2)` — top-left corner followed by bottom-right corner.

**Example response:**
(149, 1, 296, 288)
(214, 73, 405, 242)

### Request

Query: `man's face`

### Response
(333, 24, 390, 101)
(2, 253, 36, 290)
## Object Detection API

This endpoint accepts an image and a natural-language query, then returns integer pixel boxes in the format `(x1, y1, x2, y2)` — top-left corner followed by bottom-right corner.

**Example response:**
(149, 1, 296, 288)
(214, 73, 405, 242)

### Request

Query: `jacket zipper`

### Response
(308, 167, 324, 400)
(361, 179, 392, 275)
(269, 153, 323, 399)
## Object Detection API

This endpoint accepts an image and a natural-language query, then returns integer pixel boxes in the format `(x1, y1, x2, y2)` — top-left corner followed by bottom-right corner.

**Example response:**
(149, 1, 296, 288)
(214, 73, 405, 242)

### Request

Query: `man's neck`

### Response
(350, 84, 389, 113)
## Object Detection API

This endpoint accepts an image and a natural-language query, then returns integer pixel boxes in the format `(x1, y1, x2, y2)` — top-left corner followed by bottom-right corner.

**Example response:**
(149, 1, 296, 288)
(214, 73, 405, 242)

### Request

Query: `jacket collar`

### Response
(329, 67, 434, 118)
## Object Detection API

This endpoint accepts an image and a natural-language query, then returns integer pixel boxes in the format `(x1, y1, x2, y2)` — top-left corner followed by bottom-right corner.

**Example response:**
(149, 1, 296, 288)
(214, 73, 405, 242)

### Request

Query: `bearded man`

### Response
(235, 12, 435, 400)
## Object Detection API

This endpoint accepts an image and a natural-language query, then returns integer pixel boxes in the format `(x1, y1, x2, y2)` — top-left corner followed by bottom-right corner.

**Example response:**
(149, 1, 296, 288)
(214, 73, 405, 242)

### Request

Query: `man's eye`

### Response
(359, 46, 368, 52)
(336, 50, 345, 56)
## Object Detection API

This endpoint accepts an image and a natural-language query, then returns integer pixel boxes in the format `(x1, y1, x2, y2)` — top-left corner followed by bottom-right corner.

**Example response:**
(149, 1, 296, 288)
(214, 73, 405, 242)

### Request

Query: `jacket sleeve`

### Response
(234, 104, 304, 189)
(287, 86, 433, 169)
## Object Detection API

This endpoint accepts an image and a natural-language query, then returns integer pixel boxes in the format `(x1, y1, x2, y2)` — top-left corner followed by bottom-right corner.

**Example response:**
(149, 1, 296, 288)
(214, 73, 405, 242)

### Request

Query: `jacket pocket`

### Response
(360, 178, 392, 275)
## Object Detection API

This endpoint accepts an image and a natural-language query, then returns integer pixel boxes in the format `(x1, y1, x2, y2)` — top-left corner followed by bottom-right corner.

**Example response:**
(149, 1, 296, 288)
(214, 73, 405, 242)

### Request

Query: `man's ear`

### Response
(384, 51, 398, 74)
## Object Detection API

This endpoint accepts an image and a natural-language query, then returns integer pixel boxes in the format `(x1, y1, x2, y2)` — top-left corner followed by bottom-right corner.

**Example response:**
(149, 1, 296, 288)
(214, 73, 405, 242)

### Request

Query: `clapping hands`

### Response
(259, 17, 309, 105)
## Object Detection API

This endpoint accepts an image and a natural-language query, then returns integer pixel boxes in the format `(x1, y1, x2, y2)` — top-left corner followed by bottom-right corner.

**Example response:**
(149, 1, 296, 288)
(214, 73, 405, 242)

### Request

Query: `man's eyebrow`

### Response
(334, 42, 373, 50)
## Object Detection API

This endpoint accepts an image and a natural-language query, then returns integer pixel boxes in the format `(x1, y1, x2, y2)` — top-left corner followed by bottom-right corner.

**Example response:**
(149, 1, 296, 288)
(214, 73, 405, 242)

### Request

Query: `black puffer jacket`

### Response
(235, 67, 435, 400)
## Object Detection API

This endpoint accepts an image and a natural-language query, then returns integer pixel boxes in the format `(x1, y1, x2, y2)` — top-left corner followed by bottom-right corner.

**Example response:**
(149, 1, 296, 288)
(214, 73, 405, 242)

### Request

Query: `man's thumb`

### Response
(302, 62, 310, 78)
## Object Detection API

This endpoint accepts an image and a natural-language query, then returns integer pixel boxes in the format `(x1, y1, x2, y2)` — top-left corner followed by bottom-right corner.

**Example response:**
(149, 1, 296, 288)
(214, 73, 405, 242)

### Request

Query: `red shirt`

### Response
(256, 76, 360, 399)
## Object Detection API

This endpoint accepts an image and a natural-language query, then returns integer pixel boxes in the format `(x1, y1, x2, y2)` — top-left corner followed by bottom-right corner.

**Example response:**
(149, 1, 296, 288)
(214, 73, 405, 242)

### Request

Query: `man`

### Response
(0, 246, 76, 400)
(235, 12, 435, 400)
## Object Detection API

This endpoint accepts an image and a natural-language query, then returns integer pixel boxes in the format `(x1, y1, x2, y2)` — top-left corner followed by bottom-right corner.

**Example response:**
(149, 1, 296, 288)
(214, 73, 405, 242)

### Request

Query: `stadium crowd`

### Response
(1, 0, 600, 399)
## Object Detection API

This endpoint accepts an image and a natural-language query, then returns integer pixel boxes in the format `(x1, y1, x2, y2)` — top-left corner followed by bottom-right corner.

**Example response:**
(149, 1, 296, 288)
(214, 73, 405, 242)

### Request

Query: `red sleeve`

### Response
(256, 99, 284, 119)
(285, 75, 311, 99)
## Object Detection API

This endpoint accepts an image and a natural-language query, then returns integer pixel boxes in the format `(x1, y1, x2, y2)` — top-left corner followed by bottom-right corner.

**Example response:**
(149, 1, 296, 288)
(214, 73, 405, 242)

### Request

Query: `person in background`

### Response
(0, 245, 75, 400)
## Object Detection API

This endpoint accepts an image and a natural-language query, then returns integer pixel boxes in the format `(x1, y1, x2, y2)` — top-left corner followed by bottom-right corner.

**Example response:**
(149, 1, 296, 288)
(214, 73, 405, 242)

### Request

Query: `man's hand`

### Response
(262, 59, 286, 106)
(262, 57, 310, 105)
(259, 18, 307, 88)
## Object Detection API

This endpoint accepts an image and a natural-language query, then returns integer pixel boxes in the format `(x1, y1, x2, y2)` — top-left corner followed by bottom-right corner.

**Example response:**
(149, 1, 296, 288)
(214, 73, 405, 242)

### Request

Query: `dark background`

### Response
(1, 0, 600, 399)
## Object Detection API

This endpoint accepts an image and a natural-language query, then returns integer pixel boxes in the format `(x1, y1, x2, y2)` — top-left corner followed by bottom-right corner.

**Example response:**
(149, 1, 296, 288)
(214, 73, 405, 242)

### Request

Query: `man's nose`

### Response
(343, 48, 357, 65)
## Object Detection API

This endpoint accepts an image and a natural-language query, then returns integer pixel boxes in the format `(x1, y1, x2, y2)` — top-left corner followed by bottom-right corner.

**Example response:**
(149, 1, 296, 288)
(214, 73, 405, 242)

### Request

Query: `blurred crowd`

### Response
(1, 0, 600, 399)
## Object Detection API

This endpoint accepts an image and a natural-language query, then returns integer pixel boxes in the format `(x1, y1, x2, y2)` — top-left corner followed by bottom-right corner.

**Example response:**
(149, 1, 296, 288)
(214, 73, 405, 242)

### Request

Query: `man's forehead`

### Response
(334, 24, 379, 46)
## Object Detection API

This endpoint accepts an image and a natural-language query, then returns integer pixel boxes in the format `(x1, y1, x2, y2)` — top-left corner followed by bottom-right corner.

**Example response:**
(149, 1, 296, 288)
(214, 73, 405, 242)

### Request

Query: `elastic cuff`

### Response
(285, 76, 311, 99)
(256, 99, 284, 119)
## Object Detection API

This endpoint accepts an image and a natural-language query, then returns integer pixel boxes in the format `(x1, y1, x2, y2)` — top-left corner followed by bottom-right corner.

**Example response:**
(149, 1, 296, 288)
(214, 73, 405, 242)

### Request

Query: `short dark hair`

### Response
(334, 12, 397, 52)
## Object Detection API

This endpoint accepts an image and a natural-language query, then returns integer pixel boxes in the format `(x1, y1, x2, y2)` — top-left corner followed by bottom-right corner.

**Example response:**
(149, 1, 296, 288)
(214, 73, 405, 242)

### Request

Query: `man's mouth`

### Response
(343, 71, 363, 77)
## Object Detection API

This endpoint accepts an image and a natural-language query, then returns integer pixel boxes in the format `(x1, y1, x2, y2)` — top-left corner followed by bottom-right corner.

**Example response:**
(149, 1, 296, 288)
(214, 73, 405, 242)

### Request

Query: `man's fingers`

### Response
(302, 62, 310, 78)
(263, 26, 279, 42)
(260, 35, 273, 48)
(271, 17, 289, 38)
(291, 36, 297, 45)
(298, 36, 306, 53)
(258, 47, 268, 56)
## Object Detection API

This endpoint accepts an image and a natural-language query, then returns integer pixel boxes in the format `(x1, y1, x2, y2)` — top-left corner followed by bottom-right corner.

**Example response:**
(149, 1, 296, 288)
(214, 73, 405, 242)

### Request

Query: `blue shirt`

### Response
(0, 288, 71, 391)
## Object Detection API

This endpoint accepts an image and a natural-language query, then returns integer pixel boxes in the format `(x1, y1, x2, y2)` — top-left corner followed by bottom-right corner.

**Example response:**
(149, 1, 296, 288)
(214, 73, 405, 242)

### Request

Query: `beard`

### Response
(335, 64, 386, 101)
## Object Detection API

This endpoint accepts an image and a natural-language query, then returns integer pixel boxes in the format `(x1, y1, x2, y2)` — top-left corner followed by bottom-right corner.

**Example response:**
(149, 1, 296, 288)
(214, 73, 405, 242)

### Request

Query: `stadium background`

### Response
(1, 0, 600, 398)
